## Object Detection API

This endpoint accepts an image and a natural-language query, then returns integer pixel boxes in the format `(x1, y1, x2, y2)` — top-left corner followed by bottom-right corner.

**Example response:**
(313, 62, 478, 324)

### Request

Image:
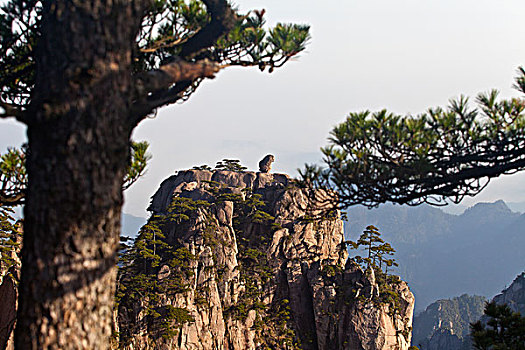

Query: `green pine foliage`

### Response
(0, 206, 20, 276)
(0, 141, 150, 205)
(226, 200, 274, 319)
(116, 200, 206, 345)
(347, 225, 402, 313)
(347, 225, 398, 273)
(210, 184, 297, 346)
(167, 197, 210, 225)
(214, 159, 247, 172)
(0, 147, 25, 280)
(0, 146, 27, 205)
(134, 1, 311, 76)
(122, 141, 152, 191)
(116, 180, 302, 347)
(375, 273, 403, 316)
(0, 0, 40, 106)
(470, 301, 525, 350)
(261, 299, 302, 349)
(301, 69, 525, 209)
(1, 0, 310, 109)
(215, 11, 310, 73)
(191, 164, 212, 171)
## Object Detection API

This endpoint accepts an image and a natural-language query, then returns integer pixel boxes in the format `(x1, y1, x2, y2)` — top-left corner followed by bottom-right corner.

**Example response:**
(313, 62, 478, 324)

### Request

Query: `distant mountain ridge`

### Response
(121, 213, 146, 239)
(506, 201, 525, 214)
(346, 200, 525, 310)
(441, 200, 525, 215)
(412, 271, 525, 349)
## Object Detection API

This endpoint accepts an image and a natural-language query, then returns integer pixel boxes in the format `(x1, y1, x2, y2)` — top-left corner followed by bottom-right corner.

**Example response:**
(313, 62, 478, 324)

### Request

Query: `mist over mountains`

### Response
(346, 200, 525, 311)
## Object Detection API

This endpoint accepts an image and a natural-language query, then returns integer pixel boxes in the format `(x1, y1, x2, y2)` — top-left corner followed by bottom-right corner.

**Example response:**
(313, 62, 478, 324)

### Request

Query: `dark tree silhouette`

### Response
(470, 301, 525, 350)
(301, 69, 525, 209)
(0, 141, 151, 205)
(0, 0, 310, 347)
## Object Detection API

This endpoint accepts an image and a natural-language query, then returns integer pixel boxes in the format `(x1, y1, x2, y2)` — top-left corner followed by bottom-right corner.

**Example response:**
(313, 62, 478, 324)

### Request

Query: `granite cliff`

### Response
(116, 169, 415, 349)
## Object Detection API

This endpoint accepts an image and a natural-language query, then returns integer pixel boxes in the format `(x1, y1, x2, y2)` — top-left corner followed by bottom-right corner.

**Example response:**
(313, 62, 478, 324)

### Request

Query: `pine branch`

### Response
(135, 58, 221, 94)
(178, 0, 238, 58)
(0, 102, 25, 122)
(0, 191, 25, 207)
(129, 58, 221, 126)
(302, 88, 525, 209)
(129, 81, 193, 127)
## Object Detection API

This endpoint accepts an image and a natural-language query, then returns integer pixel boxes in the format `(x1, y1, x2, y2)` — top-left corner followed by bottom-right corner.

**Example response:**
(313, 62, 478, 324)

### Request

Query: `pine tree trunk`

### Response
(15, 1, 145, 348)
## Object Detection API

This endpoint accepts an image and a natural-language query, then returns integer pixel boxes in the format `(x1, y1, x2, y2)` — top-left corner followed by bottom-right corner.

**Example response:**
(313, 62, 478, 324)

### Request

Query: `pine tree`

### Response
(302, 69, 525, 209)
(0, 1, 310, 344)
(116, 198, 209, 345)
(470, 301, 525, 350)
(0, 147, 26, 206)
(0, 206, 19, 275)
(348, 225, 398, 273)
(215, 159, 248, 172)
(0, 141, 152, 204)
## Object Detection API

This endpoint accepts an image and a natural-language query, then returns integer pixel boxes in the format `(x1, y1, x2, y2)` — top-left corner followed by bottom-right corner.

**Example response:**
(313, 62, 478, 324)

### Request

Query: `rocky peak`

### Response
(118, 169, 414, 349)
(492, 272, 525, 315)
(411, 294, 486, 350)
(462, 200, 516, 219)
(148, 170, 291, 214)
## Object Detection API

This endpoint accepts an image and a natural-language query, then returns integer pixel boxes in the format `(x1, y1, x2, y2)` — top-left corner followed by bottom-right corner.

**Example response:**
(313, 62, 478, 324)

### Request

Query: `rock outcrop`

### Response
(117, 169, 415, 349)
(411, 294, 486, 350)
(492, 272, 525, 315)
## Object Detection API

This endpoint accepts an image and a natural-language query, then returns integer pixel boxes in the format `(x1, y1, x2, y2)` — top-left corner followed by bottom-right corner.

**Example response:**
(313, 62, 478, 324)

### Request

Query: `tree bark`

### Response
(15, 1, 145, 348)
(0, 273, 17, 349)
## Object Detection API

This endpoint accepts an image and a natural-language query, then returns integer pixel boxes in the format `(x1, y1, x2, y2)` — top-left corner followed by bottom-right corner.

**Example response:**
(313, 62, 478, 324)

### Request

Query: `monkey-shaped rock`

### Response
(258, 154, 275, 173)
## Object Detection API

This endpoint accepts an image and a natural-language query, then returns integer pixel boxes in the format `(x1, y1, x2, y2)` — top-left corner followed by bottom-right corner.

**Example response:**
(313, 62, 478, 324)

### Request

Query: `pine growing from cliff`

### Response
(348, 225, 398, 273)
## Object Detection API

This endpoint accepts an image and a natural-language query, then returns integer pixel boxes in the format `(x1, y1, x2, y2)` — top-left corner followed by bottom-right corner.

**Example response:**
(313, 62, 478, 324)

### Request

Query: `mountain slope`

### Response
(346, 201, 525, 310)
(491, 272, 525, 316)
(412, 272, 525, 349)
(412, 294, 486, 349)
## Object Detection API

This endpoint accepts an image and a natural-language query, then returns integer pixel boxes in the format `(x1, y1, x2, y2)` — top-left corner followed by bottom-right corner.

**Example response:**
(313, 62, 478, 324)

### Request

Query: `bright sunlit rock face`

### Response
(117, 169, 414, 349)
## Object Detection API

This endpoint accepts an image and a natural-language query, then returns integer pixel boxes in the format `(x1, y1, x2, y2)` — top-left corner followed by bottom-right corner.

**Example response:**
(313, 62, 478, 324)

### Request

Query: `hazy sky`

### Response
(1, 0, 525, 217)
